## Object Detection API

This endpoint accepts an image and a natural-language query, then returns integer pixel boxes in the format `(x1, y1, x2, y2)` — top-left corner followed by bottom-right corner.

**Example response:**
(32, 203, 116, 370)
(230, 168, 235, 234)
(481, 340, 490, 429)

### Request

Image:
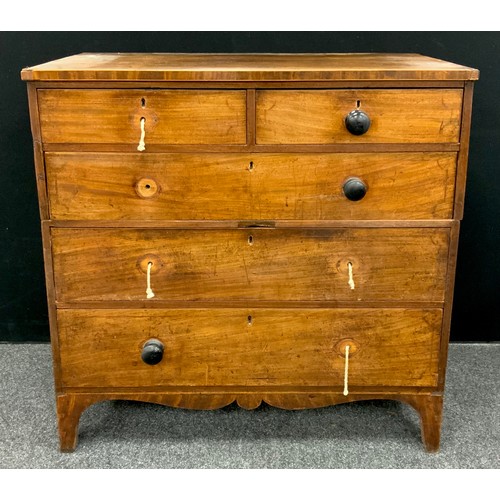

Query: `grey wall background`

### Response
(0, 32, 498, 342)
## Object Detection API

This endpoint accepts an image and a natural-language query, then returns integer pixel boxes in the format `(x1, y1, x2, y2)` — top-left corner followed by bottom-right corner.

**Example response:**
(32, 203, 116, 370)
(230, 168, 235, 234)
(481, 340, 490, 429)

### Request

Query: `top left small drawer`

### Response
(37, 89, 247, 145)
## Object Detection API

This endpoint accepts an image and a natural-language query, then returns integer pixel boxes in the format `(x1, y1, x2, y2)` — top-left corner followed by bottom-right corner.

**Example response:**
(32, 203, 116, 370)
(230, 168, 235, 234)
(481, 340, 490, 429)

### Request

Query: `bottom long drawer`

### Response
(57, 308, 441, 389)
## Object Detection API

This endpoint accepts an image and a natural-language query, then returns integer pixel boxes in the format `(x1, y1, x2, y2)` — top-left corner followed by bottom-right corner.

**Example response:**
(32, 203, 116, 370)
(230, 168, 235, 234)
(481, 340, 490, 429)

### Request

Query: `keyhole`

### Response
(356, 100, 361, 109)
(247, 315, 253, 326)
(141, 98, 146, 108)
(248, 235, 254, 245)
(145, 184, 151, 190)
(249, 161, 254, 171)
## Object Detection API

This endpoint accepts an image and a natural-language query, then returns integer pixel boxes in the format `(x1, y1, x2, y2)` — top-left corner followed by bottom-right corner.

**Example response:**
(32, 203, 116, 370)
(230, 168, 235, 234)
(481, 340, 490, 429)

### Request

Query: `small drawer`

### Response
(46, 152, 457, 220)
(52, 227, 449, 303)
(256, 89, 463, 144)
(57, 308, 441, 389)
(38, 89, 247, 145)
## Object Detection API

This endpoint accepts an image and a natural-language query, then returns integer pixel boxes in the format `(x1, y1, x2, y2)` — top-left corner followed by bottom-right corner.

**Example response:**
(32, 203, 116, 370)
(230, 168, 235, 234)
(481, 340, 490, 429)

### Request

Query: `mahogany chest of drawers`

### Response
(21, 53, 479, 451)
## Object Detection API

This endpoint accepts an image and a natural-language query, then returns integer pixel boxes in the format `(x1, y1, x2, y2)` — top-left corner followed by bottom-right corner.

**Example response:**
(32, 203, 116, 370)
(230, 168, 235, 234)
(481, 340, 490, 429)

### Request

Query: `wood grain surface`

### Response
(38, 89, 247, 144)
(256, 89, 463, 144)
(21, 53, 479, 81)
(45, 152, 457, 220)
(454, 81, 475, 219)
(51, 227, 449, 303)
(57, 308, 442, 388)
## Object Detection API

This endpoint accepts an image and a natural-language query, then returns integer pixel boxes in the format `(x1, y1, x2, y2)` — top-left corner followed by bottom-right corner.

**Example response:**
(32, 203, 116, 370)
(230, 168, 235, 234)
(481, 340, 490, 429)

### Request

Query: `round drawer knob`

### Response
(343, 177, 367, 201)
(141, 339, 164, 365)
(345, 109, 371, 135)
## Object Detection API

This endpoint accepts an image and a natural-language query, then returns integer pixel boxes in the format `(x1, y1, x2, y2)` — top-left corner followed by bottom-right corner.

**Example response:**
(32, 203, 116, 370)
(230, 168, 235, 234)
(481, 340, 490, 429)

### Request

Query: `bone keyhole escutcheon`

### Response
(335, 339, 359, 396)
(137, 254, 164, 299)
(348, 261, 355, 290)
(137, 117, 146, 151)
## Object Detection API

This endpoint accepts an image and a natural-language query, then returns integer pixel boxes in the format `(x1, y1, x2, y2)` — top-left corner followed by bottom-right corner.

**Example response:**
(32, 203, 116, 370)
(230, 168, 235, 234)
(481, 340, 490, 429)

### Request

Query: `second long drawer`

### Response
(52, 227, 449, 303)
(45, 152, 457, 220)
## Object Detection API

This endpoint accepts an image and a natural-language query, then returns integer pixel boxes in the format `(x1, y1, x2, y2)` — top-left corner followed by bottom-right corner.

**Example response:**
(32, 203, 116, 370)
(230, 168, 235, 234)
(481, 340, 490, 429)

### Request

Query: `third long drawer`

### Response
(52, 227, 449, 303)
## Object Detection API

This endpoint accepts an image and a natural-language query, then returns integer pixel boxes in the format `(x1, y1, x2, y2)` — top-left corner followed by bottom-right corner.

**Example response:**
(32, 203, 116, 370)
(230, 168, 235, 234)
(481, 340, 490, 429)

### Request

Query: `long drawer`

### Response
(38, 89, 247, 145)
(256, 89, 463, 144)
(57, 308, 442, 389)
(46, 152, 457, 220)
(51, 228, 449, 303)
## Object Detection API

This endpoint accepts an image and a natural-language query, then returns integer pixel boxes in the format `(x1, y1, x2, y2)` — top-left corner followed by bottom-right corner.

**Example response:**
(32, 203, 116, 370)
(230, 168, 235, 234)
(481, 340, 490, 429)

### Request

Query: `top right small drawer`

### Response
(256, 89, 463, 144)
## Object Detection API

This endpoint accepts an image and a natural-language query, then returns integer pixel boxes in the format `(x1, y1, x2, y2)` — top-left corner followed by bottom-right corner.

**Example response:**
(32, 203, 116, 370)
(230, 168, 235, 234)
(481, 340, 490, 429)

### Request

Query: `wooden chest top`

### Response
(21, 53, 479, 82)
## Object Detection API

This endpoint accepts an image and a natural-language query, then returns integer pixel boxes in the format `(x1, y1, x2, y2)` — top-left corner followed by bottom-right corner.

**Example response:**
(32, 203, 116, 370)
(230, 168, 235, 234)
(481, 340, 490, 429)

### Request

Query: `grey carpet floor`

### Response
(0, 343, 498, 468)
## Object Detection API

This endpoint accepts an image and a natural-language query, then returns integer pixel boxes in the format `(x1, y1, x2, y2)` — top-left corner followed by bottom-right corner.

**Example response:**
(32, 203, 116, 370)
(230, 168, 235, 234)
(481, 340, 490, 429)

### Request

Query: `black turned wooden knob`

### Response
(343, 177, 367, 201)
(345, 109, 371, 135)
(141, 339, 164, 365)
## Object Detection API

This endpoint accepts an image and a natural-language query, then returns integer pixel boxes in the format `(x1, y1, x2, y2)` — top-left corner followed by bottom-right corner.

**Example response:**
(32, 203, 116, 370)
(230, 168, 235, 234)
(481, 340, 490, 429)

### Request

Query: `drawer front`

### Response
(46, 152, 456, 220)
(52, 228, 449, 303)
(58, 308, 441, 389)
(256, 89, 463, 144)
(38, 90, 247, 145)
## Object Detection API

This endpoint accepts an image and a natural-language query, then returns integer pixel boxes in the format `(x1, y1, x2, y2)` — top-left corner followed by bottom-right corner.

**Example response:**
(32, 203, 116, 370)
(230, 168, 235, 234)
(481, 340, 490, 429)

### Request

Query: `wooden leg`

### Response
(403, 394, 443, 452)
(56, 394, 90, 452)
(419, 395, 444, 452)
